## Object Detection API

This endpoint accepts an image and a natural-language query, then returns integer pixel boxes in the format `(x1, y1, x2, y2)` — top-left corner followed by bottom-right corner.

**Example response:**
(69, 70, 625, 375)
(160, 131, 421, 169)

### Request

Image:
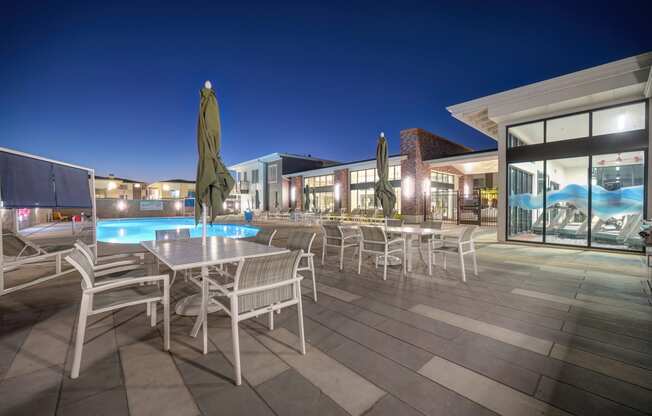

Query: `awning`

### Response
(0, 151, 92, 209)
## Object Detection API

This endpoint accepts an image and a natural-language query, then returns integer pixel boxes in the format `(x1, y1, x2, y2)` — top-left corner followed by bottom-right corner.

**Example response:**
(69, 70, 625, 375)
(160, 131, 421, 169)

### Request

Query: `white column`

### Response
(497, 122, 507, 242)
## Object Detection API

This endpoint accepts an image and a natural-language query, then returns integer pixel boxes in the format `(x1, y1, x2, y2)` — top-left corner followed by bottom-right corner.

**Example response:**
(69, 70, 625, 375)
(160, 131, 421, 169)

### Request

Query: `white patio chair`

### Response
(74, 240, 144, 276)
(430, 225, 478, 282)
(254, 229, 277, 246)
(287, 230, 317, 302)
(357, 225, 406, 280)
(65, 249, 170, 379)
(321, 222, 359, 271)
(199, 250, 306, 385)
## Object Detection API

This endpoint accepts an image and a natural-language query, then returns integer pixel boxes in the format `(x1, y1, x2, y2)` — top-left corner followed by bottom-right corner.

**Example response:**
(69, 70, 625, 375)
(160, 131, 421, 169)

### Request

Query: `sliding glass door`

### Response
(590, 151, 645, 251)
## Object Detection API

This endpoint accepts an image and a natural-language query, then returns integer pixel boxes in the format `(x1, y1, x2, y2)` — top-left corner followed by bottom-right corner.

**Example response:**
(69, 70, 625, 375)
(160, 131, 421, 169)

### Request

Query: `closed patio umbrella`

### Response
(195, 81, 235, 240)
(303, 184, 310, 211)
(374, 132, 396, 218)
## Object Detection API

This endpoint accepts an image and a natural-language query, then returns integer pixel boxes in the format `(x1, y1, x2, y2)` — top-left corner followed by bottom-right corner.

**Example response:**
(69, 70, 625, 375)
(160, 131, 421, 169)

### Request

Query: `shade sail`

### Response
(53, 164, 92, 208)
(0, 151, 92, 209)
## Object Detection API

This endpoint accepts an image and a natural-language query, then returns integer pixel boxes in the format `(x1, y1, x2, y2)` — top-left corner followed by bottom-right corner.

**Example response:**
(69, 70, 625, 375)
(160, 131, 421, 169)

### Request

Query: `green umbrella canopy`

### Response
(195, 85, 235, 224)
(303, 184, 310, 211)
(374, 134, 396, 218)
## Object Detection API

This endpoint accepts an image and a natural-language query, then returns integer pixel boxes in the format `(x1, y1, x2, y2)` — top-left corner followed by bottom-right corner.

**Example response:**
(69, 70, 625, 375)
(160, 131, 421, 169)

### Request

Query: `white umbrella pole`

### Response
(202, 203, 207, 246)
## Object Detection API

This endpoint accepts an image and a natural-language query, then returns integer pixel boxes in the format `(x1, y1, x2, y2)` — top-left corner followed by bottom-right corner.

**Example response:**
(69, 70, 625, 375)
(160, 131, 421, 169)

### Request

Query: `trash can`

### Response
(244, 210, 253, 223)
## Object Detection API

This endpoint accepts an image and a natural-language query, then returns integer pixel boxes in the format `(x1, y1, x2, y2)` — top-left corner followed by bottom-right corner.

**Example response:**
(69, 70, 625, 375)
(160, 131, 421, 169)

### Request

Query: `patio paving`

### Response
(1, 223, 651, 416)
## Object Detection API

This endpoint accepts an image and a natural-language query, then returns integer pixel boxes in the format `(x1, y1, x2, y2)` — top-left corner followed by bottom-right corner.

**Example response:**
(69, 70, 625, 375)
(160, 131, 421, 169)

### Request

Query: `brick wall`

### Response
(400, 128, 471, 222)
(290, 176, 303, 210)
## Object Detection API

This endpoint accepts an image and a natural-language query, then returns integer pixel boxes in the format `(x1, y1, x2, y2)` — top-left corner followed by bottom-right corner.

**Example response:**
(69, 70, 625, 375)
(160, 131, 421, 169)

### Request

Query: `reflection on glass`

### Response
(507, 122, 544, 148)
(593, 102, 646, 136)
(545, 157, 589, 246)
(508, 161, 543, 242)
(546, 113, 589, 142)
(590, 151, 645, 251)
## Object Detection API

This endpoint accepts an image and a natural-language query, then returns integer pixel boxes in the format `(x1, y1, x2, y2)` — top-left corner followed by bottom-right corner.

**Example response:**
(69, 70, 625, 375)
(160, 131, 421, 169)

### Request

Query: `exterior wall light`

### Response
(290, 186, 296, 202)
(402, 176, 413, 198)
(334, 183, 340, 201)
(107, 181, 117, 191)
(134, 183, 141, 188)
(174, 201, 182, 210)
(117, 200, 127, 211)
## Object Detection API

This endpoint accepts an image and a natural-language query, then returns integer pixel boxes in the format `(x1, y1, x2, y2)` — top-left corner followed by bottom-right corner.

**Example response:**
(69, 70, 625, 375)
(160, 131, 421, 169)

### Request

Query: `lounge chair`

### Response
(2, 232, 46, 262)
(546, 207, 576, 235)
(593, 214, 642, 245)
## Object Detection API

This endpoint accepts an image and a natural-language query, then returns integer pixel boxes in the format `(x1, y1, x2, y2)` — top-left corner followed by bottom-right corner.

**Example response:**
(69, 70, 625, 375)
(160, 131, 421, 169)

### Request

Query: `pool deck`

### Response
(1, 221, 651, 416)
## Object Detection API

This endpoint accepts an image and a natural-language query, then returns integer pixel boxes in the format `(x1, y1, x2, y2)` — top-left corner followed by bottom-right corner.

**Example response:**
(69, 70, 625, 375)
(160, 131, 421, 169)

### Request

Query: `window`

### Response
(304, 174, 333, 188)
(591, 151, 644, 251)
(545, 157, 589, 247)
(267, 165, 277, 183)
(243, 171, 248, 182)
(593, 102, 646, 136)
(507, 121, 544, 148)
(251, 169, 259, 184)
(507, 162, 543, 242)
(546, 113, 589, 142)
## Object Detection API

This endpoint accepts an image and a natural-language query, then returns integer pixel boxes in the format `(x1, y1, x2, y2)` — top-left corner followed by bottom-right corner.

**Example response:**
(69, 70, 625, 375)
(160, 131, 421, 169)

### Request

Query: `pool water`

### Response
(97, 217, 259, 244)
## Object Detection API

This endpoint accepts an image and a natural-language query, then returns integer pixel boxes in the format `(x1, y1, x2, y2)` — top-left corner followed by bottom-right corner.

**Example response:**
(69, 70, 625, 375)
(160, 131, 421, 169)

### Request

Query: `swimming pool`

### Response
(97, 217, 259, 244)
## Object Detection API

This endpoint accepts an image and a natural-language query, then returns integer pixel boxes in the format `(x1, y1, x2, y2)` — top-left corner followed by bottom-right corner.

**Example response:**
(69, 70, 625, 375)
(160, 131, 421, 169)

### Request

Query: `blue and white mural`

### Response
(509, 184, 643, 219)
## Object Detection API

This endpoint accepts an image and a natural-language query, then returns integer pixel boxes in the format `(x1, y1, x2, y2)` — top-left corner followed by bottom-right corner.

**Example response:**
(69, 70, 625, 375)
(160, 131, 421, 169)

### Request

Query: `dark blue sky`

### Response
(2, 1, 650, 182)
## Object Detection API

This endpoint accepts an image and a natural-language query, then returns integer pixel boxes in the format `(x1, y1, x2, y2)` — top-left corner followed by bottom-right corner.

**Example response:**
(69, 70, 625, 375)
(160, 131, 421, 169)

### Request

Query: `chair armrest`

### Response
(233, 277, 304, 297)
(86, 274, 169, 293)
(387, 238, 405, 246)
(94, 258, 142, 271)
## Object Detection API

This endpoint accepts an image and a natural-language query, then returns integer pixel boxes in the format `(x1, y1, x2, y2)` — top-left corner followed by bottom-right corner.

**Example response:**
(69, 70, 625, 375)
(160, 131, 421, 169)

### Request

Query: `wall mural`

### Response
(509, 184, 643, 219)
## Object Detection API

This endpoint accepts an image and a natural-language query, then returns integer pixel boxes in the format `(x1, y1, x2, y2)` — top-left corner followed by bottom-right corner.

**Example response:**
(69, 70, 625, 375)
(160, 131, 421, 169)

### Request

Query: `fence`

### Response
(430, 189, 497, 226)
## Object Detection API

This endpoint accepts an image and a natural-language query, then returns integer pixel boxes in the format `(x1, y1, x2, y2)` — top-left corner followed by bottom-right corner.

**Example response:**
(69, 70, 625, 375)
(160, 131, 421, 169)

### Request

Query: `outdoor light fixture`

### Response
(107, 181, 117, 190)
(174, 201, 182, 210)
(290, 186, 296, 202)
(117, 200, 127, 211)
(134, 183, 141, 188)
(334, 183, 341, 201)
(222, 202, 227, 209)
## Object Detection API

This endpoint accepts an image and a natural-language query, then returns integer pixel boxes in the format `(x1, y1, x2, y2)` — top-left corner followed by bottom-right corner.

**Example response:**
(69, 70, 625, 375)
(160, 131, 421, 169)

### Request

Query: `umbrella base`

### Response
(376, 255, 402, 267)
(175, 294, 223, 316)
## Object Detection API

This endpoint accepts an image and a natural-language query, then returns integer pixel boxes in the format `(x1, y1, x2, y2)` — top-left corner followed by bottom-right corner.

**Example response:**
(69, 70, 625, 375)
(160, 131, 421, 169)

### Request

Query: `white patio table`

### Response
(141, 236, 288, 336)
(340, 224, 460, 272)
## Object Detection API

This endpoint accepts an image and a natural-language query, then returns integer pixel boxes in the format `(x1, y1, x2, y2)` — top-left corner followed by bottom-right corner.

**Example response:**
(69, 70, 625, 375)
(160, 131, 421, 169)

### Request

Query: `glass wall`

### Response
(508, 161, 543, 242)
(544, 157, 589, 246)
(593, 102, 646, 136)
(309, 190, 334, 213)
(506, 101, 647, 251)
(350, 165, 401, 213)
(590, 151, 645, 251)
(304, 174, 333, 188)
(507, 121, 544, 148)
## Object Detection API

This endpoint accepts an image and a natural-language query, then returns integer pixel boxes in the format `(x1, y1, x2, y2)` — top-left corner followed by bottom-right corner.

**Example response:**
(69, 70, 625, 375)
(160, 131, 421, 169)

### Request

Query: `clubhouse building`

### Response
(229, 52, 651, 252)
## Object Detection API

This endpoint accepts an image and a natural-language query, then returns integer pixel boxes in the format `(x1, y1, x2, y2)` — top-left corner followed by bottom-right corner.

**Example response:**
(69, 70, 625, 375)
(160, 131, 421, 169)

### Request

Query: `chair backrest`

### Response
(359, 226, 387, 243)
(287, 231, 316, 252)
(155, 228, 191, 241)
(75, 239, 96, 264)
(254, 229, 277, 246)
(65, 249, 96, 290)
(458, 226, 476, 244)
(235, 250, 302, 313)
(321, 222, 342, 239)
